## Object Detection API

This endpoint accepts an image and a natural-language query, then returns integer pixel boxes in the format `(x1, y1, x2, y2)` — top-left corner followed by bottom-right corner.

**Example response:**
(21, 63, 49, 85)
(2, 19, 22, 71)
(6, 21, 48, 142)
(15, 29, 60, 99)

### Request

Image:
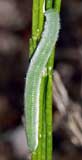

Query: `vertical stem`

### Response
(46, 69, 53, 160)
(45, 0, 61, 160)
(42, 101, 46, 160)
(29, 0, 39, 56)
(37, 0, 46, 160)
(32, 0, 39, 51)
(46, 0, 52, 9)
(41, 77, 47, 160)
(45, 1, 53, 160)
(38, 0, 44, 38)
(31, 151, 37, 160)
(54, 0, 61, 12)
(32, 0, 39, 36)
(31, 0, 45, 160)
(31, 0, 39, 159)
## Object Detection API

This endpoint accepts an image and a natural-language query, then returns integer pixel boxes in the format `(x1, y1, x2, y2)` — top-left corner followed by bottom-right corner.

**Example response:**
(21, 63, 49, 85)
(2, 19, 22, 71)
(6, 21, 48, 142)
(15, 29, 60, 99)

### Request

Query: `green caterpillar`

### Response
(24, 9, 60, 152)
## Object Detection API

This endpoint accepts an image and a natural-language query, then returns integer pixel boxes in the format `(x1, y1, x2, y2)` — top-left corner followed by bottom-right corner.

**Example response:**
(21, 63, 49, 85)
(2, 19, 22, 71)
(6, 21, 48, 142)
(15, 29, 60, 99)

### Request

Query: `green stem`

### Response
(41, 77, 47, 160)
(31, 151, 37, 160)
(32, 0, 39, 36)
(37, 0, 45, 160)
(31, 0, 45, 160)
(42, 101, 46, 160)
(31, 0, 39, 159)
(29, 0, 39, 57)
(45, 0, 52, 9)
(46, 74, 53, 160)
(45, 0, 61, 160)
(45, 1, 53, 160)
(38, 0, 44, 38)
(54, 0, 61, 12)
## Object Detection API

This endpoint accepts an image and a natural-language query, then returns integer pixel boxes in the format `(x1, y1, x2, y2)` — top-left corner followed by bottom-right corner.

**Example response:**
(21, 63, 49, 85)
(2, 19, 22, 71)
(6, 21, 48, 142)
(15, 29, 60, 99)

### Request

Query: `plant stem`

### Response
(30, 0, 45, 160)
(38, 0, 44, 38)
(41, 76, 47, 160)
(45, 1, 53, 160)
(46, 74, 53, 160)
(30, 0, 39, 159)
(45, 0, 61, 160)
(54, 0, 61, 12)
(36, 0, 46, 159)
(46, 0, 52, 9)
(29, 0, 39, 57)
(32, 0, 39, 51)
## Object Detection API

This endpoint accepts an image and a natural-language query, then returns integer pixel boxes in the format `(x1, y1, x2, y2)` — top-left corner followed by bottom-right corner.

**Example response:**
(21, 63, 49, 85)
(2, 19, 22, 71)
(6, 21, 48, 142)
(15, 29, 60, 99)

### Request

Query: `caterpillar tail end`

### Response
(27, 137, 38, 152)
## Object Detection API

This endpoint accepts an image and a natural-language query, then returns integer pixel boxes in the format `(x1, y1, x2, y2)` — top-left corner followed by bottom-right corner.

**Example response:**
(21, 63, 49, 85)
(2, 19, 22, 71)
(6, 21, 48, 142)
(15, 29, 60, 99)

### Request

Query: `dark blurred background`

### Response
(0, 0, 82, 160)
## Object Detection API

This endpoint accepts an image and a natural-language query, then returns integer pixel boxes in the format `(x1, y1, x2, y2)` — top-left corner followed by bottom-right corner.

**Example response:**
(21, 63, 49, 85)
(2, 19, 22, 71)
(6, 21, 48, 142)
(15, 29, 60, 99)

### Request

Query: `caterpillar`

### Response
(24, 9, 60, 152)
